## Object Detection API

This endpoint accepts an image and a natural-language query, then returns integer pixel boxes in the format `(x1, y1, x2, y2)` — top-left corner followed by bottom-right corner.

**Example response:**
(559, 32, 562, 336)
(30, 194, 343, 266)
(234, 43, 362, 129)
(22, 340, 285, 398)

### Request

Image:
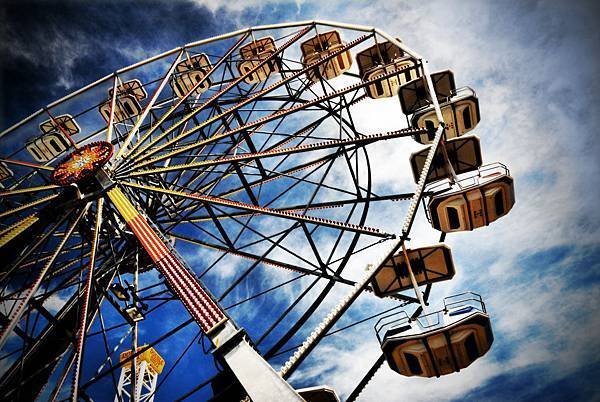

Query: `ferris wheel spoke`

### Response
(5, 248, 93, 302)
(113, 51, 184, 161)
(186, 212, 323, 272)
(128, 70, 396, 172)
(121, 32, 252, 161)
(200, 158, 330, 204)
(0, 194, 60, 220)
(159, 192, 415, 225)
(0, 205, 88, 350)
(104, 76, 120, 143)
(128, 33, 374, 166)
(0, 213, 41, 248)
(124, 127, 423, 178)
(124, 97, 300, 193)
(124, 27, 313, 163)
(0, 206, 74, 284)
(122, 181, 390, 238)
(154, 154, 350, 232)
(160, 100, 332, 200)
(17, 241, 86, 269)
(0, 158, 54, 172)
(0, 184, 61, 197)
(171, 232, 349, 281)
(70, 199, 103, 402)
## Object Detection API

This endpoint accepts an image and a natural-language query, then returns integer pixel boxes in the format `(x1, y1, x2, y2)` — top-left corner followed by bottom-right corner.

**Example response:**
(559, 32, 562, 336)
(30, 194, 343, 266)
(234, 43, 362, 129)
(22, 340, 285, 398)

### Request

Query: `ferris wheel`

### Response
(0, 20, 515, 401)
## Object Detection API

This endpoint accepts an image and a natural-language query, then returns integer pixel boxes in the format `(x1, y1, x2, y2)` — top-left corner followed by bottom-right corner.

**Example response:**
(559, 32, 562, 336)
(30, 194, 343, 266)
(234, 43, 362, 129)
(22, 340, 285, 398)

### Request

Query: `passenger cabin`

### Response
(171, 53, 212, 98)
(298, 385, 340, 402)
(238, 36, 280, 84)
(398, 70, 456, 116)
(99, 79, 147, 123)
(301, 30, 352, 82)
(376, 292, 493, 377)
(371, 244, 454, 297)
(25, 114, 80, 163)
(410, 136, 483, 184)
(39, 114, 81, 136)
(356, 40, 419, 99)
(411, 86, 481, 144)
(428, 163, 515, 233)
(26, 131, 72, 163)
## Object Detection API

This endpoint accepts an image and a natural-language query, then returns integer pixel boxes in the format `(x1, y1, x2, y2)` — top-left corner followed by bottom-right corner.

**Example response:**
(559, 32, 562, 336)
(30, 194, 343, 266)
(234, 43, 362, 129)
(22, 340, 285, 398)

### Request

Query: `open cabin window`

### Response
(123, 99, 135, 115)
(46, 137, 65, 153)
(484, 186, 507, 221)
(404, 352, 423, 375)
(494, 189, 505, 216)
(453, 99, 480, 135)
(464, 332, 480, 363)
(446, 206, 461, 230)
(27, 145, 44, 162)
(401, 67, 414, 85)
(462, 105, 473, 130)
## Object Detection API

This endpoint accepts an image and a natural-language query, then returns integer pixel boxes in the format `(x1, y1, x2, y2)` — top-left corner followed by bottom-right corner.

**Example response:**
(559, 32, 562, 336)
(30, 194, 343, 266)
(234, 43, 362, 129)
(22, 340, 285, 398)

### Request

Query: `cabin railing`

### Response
(374, 291, 486, 344)
(425, 162, 510, 194)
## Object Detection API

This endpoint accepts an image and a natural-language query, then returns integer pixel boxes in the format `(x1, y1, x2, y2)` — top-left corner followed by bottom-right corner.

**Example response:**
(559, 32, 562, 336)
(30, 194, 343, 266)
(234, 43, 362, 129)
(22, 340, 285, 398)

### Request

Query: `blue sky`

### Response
(1, 1, 599, 401)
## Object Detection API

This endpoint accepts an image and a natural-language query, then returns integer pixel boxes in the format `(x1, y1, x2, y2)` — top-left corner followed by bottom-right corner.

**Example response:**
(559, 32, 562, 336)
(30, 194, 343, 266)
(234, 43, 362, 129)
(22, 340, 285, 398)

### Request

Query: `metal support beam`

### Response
(106, 186, 303, 401)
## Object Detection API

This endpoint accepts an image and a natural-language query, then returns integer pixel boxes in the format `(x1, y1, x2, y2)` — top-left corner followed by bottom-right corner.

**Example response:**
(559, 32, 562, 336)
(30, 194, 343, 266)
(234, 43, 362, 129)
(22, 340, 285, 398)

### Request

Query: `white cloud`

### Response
(190, 0, 306, 14)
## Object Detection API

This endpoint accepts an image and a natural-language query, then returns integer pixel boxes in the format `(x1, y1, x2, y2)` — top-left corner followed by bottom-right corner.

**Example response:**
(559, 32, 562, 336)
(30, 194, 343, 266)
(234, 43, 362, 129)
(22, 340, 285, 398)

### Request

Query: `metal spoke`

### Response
(70, 199, 103, 401)
(0, 205, 88, 349)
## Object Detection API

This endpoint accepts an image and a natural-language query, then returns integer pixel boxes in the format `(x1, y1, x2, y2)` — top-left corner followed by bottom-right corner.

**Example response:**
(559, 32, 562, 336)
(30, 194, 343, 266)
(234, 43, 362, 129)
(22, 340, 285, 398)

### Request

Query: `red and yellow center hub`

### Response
(51, 141, 113, 185)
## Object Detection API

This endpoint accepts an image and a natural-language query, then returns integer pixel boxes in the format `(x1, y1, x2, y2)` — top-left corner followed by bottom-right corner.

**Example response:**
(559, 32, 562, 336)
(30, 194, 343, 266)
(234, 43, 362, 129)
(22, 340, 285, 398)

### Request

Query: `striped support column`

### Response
(107, 187, 226, 333)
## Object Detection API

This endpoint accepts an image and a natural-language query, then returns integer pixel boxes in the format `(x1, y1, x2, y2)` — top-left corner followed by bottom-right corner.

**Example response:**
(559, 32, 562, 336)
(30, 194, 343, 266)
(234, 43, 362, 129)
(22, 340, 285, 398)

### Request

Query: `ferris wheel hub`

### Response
(51, 141, 113, 186)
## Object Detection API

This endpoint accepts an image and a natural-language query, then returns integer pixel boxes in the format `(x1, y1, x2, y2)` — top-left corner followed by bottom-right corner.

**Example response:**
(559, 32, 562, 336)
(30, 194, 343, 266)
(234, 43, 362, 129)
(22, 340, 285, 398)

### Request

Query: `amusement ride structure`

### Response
(0, 21, 514, 401)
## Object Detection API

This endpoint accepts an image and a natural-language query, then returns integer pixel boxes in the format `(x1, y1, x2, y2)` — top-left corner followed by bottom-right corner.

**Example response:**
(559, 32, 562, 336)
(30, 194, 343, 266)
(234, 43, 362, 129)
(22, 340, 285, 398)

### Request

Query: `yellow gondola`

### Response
(301, 30, 352, 82)
(39, 114, 81, 136)
(371, 244, 454, 297)
(99, 79, 147, 123)
(237, 36, 280, 84)
(412, 86, 481, 144)
(410, 135, 483, 184)
(428, 163, 515, 232)
(356, 40, 419, 99)
(398, 70, 456, 116)
(170, 53, 212, 98)
(375, 292, 493, 377)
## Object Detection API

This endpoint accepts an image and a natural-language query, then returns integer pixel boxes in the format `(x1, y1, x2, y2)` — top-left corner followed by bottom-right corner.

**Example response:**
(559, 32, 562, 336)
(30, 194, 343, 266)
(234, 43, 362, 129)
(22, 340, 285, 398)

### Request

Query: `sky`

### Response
(1, 0, 600, 401)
